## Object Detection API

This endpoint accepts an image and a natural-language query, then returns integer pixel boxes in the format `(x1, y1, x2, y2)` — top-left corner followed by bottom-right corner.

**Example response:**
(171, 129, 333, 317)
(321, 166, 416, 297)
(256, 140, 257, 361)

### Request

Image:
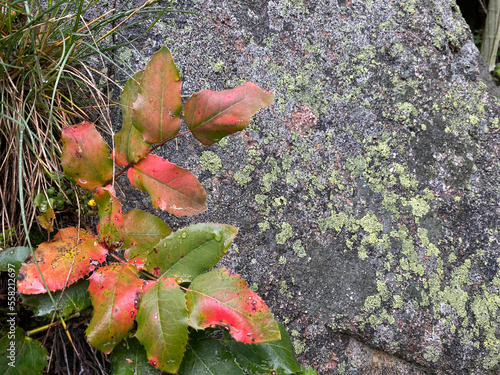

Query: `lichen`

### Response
(276, 222, 293, 244)
(199, 151, 222, 175)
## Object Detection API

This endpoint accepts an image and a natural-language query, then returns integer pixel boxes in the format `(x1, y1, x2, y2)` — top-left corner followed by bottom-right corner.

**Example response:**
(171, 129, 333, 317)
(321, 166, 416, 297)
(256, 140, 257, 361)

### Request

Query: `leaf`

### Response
(131, 46, 182, 143)
(17, 227, 108, 294)
(186, 268, 280, 344)
(127, 154, 207, 216)
(223, 323, 301, 374)
(86, 264, 143, 354)
(183, 82, 274, 145)
(114, 71, 151, 166)
(21, 280, 91, 319)
(110, 338, 161, 375)
(123, 209, 171, 261)
(94, 185, 125, 249)
(0, 327, 47, 375)
(61, 122, 113, 190)
(178, 332, 244, 375)
(144, 223, 237, 282)
(37, 208, 55, 232)
(0, 247, 30, 272)
(135, 277, 189, 373)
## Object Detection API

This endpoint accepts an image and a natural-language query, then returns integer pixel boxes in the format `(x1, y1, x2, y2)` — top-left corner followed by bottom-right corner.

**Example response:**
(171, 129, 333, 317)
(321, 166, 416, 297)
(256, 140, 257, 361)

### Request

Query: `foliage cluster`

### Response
(1, 46, 306, 374)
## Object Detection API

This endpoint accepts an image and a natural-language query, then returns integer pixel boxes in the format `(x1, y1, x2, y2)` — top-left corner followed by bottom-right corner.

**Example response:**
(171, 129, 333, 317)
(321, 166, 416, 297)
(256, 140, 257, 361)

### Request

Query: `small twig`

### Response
(479, 0, 488, 15)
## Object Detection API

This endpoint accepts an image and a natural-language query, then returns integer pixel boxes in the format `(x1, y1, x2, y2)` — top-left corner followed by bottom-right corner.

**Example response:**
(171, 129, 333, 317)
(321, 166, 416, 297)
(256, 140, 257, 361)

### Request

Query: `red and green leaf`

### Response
(135, 277, 189, 373)
(86, 264, 143, 354)
(144, 223, 237, 282)
(17, 227, 108, 294)
(186, 268, 280, 344)
(114, 71, 151, 166)
(94, 185, 125, 249)
(131, 46, 182, 143)
(183, 82, 275, 145)
(123, 208, 171, 262)
(61, 122, 113, 190)
(127, 154, 207, 216)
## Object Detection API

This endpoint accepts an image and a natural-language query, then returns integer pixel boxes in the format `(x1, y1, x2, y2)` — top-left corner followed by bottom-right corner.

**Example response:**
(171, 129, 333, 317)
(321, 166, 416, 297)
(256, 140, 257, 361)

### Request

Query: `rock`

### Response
(106, 0, 500, 373)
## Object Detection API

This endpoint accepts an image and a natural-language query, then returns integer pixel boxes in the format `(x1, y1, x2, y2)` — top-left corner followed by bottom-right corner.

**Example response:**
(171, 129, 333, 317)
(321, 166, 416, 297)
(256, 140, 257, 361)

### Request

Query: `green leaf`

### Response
(144, 223, 238, 282)
(21, 280, 91, 319)
(186, 268, 281, 344)
(0, 247, 30, 272)
(131, 46, 182, 143)
(0, 327, 47, 375)
(114, 71, 151, 166)
(17, 227, 108, 294)
(37, 208, 55, 232)
(123, 209, 171, 261)
(60, 122, 113, 190)
(135, 277, 189, 373)
(178, 333, 244, 375)
(223, 323, 301, 374)
(86, 264, 143, 354)
(110, 338, 161, 375)
(94, 185, 125, 249)
(127, 154, 207, 216)
(184, 82, 274, 145)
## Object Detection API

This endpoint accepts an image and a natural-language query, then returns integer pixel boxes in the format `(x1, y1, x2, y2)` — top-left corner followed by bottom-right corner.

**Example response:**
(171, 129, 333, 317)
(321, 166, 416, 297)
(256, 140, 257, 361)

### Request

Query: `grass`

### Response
(0, 0, 175, 248)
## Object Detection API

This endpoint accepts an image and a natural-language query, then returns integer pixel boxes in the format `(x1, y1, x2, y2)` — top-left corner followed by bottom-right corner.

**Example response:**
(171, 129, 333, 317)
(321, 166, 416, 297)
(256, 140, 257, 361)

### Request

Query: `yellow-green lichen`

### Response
(234, 165, 255, 185)
(199, 151, 222, 175)
(276, 222, 293, 244)
(293, 240, 307, 258)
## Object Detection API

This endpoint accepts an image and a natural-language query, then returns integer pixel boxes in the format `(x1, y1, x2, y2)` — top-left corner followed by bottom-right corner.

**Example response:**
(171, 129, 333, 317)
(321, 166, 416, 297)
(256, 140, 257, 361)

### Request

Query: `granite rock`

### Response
(98, 0, 500, 373)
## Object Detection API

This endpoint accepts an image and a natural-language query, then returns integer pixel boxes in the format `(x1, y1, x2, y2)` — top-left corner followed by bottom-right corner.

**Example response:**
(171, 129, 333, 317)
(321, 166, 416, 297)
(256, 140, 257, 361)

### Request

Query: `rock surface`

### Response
(101, 0, 500, 373)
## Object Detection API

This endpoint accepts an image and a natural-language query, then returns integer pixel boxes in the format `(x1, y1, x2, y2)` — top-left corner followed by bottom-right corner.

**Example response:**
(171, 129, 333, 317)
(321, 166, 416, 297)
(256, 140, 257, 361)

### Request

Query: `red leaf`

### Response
(186, 268, 280, 344)
(131, 46, 182, 143)
(127, 154, 207, 216)
(135, 277, 189, 373)
(122, 208, 171, 262)
(86, 264, 143, 354)
(114, 71, 151, 166)
(61, 122, 113, 190)
(183, 82, 274, 145)
(94, 185, 125, 249)
(17, 227, 108, 294)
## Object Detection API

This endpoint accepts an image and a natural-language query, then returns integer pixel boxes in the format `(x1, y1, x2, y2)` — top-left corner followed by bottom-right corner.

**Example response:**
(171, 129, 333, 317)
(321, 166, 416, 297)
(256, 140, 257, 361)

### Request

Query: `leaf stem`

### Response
(109, 252, 126, 264)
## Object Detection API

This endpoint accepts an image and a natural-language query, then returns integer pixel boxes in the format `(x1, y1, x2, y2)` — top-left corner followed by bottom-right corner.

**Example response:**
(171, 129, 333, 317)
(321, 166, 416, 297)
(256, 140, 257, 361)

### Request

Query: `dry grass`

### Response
(0, 0, 174, 248)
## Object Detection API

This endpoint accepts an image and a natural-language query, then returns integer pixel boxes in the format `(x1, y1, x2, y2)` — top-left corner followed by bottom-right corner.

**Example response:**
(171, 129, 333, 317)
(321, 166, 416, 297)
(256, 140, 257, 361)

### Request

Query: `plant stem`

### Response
(26, 312, 80, 336)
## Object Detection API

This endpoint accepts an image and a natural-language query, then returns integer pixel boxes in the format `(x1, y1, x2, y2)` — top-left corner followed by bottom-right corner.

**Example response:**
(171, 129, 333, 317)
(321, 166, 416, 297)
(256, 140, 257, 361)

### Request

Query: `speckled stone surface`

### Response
(94, 0, 500, 373)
